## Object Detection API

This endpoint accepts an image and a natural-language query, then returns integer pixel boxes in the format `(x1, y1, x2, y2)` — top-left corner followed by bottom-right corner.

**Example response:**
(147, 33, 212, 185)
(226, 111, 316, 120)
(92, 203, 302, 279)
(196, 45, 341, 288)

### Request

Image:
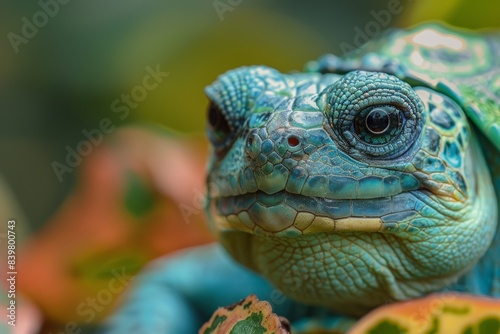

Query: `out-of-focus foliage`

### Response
(403, 0, 500, 29)
(17, 126, 213, 324)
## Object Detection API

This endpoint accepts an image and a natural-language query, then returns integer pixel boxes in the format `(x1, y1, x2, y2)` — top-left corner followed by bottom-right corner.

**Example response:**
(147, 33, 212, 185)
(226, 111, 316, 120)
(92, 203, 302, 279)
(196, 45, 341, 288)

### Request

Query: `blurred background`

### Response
(0, 0, 498, 333)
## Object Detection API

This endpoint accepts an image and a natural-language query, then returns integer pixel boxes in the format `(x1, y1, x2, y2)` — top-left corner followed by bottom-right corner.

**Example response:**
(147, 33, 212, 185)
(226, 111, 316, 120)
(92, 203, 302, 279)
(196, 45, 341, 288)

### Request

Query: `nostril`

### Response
(287, 136, 300, 147)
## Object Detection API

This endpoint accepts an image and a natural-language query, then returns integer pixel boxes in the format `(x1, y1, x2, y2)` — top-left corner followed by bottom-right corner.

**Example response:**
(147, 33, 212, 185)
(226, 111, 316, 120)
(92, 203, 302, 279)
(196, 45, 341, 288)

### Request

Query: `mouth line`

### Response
(212, 190, 419, 235)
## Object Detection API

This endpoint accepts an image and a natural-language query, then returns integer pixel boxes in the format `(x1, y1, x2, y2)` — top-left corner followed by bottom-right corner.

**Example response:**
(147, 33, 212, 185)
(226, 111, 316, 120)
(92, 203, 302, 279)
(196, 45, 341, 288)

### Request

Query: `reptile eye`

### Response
(207, 102, 231, 145)
(326, 70, 424, 158)
(354, 105, 403, 145)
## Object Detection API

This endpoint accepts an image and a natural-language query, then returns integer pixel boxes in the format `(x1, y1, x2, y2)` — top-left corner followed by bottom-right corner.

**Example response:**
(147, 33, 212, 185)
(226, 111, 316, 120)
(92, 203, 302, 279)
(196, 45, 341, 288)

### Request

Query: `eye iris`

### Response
(327, 71, 423, 158)
(366, 108, 390, 134)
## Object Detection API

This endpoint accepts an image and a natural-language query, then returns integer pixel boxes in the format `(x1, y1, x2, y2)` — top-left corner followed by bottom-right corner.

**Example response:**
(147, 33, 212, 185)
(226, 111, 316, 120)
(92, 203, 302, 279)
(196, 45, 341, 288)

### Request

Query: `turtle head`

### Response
(203, 66, 497, 315)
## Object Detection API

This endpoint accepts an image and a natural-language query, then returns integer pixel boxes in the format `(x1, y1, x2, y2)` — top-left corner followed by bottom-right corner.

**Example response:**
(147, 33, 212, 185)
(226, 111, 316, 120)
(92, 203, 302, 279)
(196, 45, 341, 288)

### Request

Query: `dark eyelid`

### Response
(206, 101, 233, 157)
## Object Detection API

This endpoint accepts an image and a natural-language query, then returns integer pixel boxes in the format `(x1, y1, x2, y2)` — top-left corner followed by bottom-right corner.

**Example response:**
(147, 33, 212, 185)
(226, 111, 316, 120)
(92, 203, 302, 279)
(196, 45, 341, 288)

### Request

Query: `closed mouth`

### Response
(212, 190, 419, 236)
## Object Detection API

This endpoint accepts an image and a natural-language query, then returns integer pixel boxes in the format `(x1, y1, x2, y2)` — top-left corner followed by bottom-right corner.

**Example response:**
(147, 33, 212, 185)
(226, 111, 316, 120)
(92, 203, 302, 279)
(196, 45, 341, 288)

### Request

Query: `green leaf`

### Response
(123, 171, 156, 217)
(368, 320, 408, 334)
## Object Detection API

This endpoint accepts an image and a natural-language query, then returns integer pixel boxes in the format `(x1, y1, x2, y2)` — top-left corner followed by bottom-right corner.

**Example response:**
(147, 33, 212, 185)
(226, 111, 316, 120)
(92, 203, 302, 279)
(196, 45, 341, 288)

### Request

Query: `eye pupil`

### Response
(366, 108, 390, 134)
(353, 105, 403, 147)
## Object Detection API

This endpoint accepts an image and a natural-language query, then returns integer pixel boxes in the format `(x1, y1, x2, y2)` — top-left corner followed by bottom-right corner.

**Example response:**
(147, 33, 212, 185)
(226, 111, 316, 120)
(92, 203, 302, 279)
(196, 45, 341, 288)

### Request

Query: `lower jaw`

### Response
(220, 231, 461, 317)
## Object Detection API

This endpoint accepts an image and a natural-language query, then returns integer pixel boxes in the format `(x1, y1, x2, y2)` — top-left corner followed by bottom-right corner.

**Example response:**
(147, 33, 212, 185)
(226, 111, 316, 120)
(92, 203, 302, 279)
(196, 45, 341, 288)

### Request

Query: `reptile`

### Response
(100, 23, 500, 333)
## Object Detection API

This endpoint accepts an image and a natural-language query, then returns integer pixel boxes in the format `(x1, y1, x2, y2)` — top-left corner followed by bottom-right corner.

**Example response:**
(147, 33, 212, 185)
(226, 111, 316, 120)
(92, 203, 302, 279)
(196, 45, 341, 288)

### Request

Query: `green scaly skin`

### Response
(100, 23, 500, 333)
